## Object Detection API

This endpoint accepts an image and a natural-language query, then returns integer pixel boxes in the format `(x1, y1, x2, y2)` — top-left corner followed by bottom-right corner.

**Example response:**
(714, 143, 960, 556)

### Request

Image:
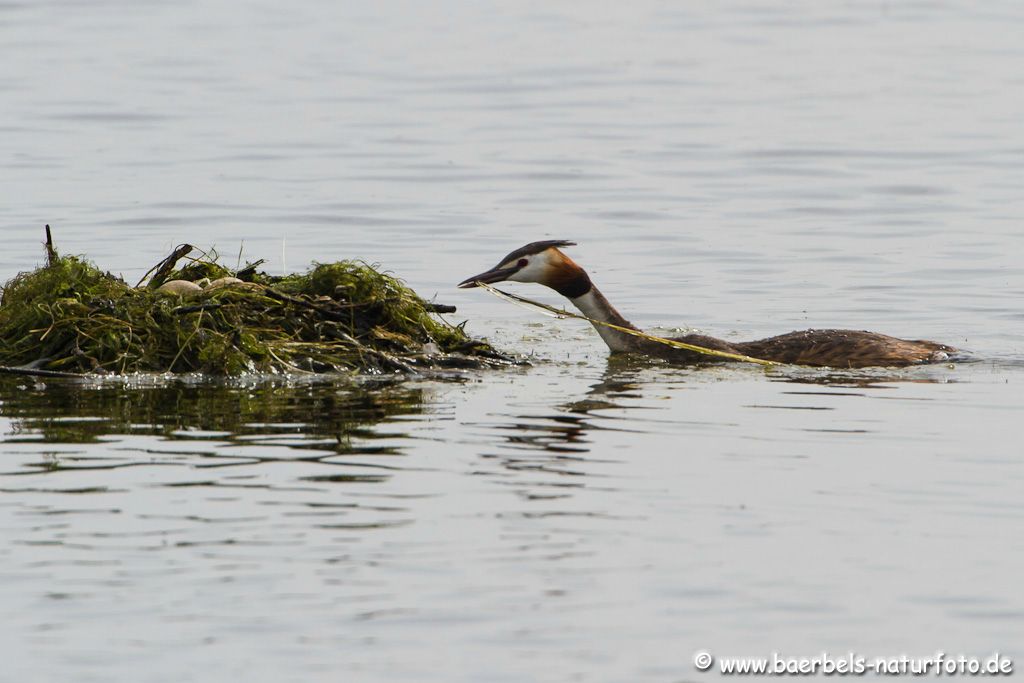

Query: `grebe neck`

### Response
(568, 285, 641, 353)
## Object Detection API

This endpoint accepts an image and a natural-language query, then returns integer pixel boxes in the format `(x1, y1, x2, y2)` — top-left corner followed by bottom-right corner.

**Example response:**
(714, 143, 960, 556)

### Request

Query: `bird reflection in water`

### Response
(479, 356, 652, 483)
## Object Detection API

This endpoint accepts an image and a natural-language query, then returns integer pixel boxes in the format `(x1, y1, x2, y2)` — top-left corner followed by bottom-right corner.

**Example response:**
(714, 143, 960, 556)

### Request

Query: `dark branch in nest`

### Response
(235, 259, 265, 281)
(137, 244, 195, 289)
(44, 225, 58, 267)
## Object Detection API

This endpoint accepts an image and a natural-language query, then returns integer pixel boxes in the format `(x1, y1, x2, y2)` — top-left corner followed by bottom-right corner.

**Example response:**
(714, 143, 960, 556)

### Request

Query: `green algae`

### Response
(0, 245, 505, 376)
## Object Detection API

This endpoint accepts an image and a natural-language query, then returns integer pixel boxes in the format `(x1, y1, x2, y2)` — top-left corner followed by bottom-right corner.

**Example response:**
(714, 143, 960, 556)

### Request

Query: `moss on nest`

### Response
(0, 244, 506, 376)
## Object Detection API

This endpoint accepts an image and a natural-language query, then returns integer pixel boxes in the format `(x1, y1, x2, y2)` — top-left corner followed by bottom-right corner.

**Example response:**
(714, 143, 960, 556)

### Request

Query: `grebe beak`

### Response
(457, 265, 519, 288)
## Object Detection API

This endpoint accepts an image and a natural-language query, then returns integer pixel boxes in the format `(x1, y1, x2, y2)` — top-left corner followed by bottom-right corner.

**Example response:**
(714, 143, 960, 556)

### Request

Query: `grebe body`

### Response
(458, 241, 957, 369)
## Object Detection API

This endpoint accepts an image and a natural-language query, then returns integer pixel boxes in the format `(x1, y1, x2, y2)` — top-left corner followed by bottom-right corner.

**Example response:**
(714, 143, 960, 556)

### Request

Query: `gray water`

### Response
(2, 1, 1023, 681)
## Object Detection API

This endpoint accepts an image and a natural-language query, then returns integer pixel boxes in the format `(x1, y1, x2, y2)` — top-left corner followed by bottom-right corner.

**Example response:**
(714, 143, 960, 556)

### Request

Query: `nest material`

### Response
(0, 244, 506, 376)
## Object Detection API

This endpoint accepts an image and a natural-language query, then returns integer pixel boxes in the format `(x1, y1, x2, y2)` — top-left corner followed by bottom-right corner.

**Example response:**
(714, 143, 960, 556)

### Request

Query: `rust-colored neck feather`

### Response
(544, 252, 592, 299)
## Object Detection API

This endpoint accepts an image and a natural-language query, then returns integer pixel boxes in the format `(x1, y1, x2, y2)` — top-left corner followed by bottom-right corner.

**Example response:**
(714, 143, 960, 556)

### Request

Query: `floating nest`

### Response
(0, 232, 509, 376)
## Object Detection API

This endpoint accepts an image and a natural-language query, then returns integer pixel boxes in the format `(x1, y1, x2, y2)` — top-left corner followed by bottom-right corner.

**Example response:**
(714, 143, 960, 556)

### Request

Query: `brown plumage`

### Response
(641, 329, 955, 368)
(459, 241, 960, 368)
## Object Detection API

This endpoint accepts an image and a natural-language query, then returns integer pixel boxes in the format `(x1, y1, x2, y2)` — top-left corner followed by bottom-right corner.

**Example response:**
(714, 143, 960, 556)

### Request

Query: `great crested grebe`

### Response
(458, 240, 958, 368)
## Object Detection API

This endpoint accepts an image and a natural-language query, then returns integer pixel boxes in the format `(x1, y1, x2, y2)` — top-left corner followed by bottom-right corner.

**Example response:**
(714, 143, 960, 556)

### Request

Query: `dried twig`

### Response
(0, 365, 84, 379)
(44, 225, 57, 267)
(260, 287, 367, 320)
(172, 303, 225, 315)
(136, 244, 195, 289)
(235, 259, 265, 281)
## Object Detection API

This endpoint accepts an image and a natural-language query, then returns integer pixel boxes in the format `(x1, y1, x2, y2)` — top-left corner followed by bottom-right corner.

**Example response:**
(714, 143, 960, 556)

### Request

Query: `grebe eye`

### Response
(517, 259, 528, 268)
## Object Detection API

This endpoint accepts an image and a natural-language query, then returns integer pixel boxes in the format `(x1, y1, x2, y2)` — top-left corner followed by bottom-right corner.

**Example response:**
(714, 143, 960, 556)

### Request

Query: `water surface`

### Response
(1, 1, 1023, 681)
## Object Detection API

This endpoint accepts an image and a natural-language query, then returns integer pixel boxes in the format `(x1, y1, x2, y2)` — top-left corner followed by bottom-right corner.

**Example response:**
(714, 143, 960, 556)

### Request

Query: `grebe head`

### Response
(457, 240, 591, 297)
